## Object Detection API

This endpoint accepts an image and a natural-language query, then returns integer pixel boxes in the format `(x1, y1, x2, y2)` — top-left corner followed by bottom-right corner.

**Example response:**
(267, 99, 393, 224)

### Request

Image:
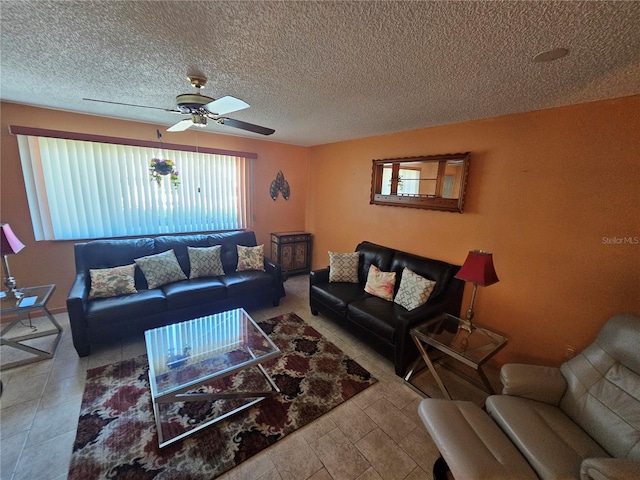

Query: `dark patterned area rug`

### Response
(68, 312, 377, 479)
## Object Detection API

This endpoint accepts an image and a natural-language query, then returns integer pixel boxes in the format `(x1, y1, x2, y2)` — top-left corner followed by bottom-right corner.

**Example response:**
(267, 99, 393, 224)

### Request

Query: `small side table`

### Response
(1, 284, 62, 371)
(405, 313, 507, 399)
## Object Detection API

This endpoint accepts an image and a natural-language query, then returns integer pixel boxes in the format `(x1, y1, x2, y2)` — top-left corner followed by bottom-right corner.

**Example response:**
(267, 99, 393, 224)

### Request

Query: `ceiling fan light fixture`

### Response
(191, 114, 207, 127)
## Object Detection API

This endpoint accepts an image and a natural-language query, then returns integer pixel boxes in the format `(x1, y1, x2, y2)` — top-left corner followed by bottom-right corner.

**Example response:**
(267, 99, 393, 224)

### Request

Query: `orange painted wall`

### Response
(0, 102, 309, 312)
(307, 95, 640, 366)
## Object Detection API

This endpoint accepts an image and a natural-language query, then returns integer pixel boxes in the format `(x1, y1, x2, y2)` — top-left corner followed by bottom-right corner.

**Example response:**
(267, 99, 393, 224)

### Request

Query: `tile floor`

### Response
(0, 275, 493, 480)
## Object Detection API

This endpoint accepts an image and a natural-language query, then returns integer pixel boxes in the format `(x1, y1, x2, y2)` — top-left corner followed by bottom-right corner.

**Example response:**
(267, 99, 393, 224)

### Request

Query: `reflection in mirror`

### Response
(370, 153, 469, 212)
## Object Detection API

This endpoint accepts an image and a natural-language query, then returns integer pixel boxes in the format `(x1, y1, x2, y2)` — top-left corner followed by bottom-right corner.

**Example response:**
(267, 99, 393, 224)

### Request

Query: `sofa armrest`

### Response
(66, 273, 91, 357)
(500, 363, 567, 405)
(310, 268, 330, 285)
(263, 259, 285, 301)
(580, 457, 640, 480)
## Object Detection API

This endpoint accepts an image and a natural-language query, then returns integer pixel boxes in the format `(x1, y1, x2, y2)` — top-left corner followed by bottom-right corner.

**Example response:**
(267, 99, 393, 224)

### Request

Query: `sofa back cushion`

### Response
(390, 251, 459, 301)
(355, 242, 395, 284)
(154, 234, 211, 276)
(75, 238, 155, 289)
(207, 231, 258, 273)
(560, 314, 640, 460)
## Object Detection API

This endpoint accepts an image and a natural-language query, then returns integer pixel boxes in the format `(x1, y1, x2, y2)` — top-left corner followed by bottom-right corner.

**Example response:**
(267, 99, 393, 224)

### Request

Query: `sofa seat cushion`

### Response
(486, 395, 609, 480)
(221, 271, 273, 295)
(85, 289, 167, 326)
(347, 296, 407, 342)
(162, 278, 227, 309)
(311, 283, 368, 316)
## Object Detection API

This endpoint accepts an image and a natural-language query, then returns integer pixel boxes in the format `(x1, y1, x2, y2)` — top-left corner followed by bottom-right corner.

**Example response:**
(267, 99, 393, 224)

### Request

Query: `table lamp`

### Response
(455, 250, 499, 332)
(1, 223, 26, 300)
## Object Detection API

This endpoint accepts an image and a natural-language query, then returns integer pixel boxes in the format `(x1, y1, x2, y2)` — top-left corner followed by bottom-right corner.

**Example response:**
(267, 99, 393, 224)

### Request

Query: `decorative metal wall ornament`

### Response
(270, 170, 290, 200)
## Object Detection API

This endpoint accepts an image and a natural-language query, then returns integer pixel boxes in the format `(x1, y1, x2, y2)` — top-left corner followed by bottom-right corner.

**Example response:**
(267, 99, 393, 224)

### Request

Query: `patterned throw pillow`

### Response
(328, 251, 360, 283)
(134, 249, 187, 289)
(364, 264, 397, 301)
(188, 245, 225, 279)
(236, 245, 265, 271)
(88, 264, 137, 299)
(394, 267, 437, 311)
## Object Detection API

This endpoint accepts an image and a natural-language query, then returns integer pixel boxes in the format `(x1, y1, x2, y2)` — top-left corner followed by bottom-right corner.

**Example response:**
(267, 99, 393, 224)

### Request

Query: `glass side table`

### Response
(1, 284, 62, 371)
(405, 313, 507, 399)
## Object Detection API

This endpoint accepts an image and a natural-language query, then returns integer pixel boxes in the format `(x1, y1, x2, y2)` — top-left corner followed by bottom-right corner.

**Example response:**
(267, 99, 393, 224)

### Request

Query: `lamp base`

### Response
(4, 276, 23, 300)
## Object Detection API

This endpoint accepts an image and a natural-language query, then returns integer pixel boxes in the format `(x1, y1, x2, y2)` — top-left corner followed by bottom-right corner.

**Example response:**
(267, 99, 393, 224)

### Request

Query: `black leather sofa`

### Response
(309, 241, 464, 376)
(67, 230, 284, 357)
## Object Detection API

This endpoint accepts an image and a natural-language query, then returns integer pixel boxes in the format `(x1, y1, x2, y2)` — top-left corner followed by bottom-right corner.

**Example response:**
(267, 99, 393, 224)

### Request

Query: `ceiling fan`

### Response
(83, 75, 275, 135)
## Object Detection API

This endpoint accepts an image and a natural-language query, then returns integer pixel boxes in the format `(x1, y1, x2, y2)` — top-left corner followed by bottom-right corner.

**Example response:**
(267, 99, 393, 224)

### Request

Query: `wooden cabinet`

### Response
(270, 232, 312, 276)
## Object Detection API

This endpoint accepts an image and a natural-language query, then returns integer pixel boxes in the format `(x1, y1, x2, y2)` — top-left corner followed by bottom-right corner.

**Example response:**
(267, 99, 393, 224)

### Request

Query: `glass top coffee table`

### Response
(145, 308, 281, 448)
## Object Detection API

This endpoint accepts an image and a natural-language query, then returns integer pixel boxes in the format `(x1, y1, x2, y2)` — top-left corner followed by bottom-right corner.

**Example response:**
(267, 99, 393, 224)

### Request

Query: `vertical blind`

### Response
(17, 135, 252, 240)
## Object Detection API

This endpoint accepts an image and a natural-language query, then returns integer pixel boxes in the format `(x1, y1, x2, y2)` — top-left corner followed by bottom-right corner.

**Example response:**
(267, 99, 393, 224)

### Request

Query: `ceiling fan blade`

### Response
(204, 95, 250, 115)
(219, 117, 275, 136)
(167, 119, 194, 132)
(83, 98, 180, 113)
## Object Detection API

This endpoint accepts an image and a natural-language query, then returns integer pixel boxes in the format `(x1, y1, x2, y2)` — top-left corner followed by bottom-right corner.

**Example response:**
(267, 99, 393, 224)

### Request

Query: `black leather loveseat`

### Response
(67, 230, 284, 357)
(310, 241, 464, 376)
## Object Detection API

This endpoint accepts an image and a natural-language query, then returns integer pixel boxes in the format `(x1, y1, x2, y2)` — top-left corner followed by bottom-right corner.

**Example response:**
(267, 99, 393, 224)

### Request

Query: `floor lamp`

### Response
(455, 250, 499, 332)
(1, 223, 26, 300)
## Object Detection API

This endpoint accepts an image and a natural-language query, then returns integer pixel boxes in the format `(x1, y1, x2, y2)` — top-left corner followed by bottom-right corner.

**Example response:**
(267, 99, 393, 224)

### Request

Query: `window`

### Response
(17, 133, 253, 240)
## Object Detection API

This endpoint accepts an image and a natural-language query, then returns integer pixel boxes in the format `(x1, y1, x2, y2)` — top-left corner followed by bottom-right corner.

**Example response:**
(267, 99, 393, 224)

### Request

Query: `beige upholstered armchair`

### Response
(419, 313, 640, 479)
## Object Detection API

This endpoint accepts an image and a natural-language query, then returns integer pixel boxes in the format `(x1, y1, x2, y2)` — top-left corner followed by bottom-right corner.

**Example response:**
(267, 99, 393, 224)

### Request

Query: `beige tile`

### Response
(310, 427, 371, 480)
(404, 466, 430, 480)
(398, 426, 440, 474)
(26, 397, 81, 447)
(300, 410, 337, 444)
(356, 428, 417, 480)
(308, 468, 334, 480)
(257, 468, 283, 480)
(328, 399, 377, 443)
(363, 397, 417, 443)
(13, 430, 75, 480)
(0, 371, 48, 409)
(39, 372, 85, 410)
(269, 431, 323, 480)
(49, 350, 88, 381)
(0, 430, 28, 480)
(0, 398, 39, 439)
(227, 449, 277, 480)
(355, 467, 384, 480)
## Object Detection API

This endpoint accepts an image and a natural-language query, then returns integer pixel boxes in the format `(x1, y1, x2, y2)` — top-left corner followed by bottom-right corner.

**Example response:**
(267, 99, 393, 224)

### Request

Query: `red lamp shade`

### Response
(0, 224, 25, 255)
(455, 250, 499, 286)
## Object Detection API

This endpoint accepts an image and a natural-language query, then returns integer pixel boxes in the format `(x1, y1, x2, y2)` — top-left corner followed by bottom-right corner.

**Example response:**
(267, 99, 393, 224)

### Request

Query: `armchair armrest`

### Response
(263, 259, 285, 302)
(581, 457, 640, 480)
(500, 363, 567, 405)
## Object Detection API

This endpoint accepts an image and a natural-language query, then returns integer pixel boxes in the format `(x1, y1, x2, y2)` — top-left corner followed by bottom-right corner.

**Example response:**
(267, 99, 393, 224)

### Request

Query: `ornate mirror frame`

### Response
(370, 152, 470, 213)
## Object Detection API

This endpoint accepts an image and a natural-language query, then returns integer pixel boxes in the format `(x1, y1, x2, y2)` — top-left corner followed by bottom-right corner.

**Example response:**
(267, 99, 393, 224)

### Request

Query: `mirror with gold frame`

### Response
(370, 152, 470, 212)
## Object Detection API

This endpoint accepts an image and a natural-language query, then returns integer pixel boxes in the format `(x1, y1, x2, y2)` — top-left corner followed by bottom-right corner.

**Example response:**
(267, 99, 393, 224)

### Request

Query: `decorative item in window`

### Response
(269, 170, 290, 200)
(150, 158, 180, 188)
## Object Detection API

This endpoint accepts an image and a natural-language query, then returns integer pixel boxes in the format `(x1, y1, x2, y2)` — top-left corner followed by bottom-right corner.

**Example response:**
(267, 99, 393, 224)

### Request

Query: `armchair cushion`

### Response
(580, 457, 640, 480)
(486, 395, 608, 479)
(500, 363, 567, 405)
(419, 399, 538, 480)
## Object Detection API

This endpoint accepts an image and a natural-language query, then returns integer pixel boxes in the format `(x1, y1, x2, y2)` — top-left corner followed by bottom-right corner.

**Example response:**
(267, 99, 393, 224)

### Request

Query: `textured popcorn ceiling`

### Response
(1, 1, 639, 146)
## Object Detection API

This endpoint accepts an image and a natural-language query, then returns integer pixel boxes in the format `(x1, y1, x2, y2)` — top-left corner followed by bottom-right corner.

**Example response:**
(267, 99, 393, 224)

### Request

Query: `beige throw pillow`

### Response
(188, 245, 225, 278)
(364, 264, 396, 301)
(236, 245, 265, 271)
(394, 267, 436, 311)
(134, 249, 187, 289)
(89, 264, 137, 299)
(328, 251, 359, 283)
